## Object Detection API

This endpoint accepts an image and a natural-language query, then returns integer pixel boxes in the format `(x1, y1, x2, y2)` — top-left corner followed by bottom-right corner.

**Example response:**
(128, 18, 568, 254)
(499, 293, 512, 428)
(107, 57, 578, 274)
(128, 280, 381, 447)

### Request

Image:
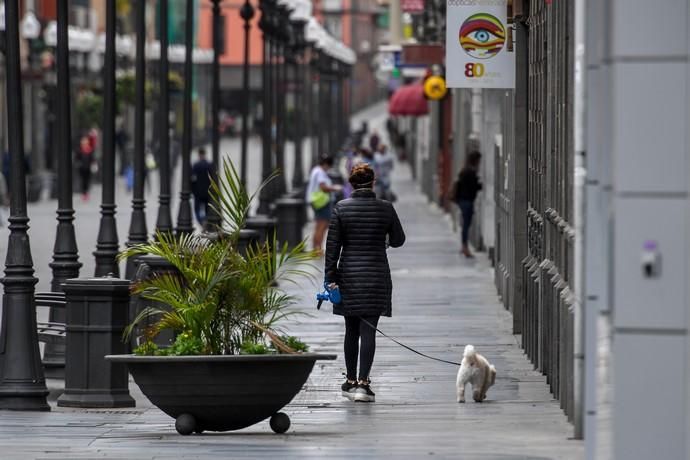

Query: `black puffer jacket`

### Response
(325, 189, 406, 317)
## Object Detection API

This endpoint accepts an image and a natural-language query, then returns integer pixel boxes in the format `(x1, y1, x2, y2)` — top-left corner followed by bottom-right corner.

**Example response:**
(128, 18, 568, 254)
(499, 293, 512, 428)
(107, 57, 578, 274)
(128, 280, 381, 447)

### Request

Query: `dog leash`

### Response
(317, 285, 462, 366)
(359, 317, 462, 367)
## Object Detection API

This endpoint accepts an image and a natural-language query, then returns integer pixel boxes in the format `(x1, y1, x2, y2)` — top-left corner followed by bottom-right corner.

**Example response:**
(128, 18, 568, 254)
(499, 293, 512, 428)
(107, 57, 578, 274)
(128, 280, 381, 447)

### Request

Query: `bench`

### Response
(36, 291, 67, 344)
(35, 292, 67, 376)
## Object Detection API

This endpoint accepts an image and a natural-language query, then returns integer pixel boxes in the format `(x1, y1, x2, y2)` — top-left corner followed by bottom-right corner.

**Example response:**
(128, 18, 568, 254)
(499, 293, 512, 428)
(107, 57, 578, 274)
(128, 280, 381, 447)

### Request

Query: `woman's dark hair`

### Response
(349, 163, 376, 189)
(465, 151, 481, 169)
(319, 155, 334, 167)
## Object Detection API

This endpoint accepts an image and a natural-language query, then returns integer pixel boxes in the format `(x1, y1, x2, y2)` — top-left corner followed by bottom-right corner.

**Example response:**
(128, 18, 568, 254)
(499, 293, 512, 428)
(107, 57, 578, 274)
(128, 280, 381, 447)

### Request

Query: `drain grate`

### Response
(81, 410, 143, 415)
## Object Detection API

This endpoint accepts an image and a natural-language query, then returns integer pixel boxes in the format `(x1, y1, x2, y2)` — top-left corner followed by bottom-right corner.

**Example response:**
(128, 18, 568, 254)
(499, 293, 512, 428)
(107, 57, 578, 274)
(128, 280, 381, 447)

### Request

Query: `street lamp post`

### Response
(126, 0, 149, 279)
(273, 2, 289, 197)
(335, 61, 344, 149)
(257, 0, 274, 215)
(244, 0, 278, 244)
(331, 60, 339, 150)
(0, 0, 49, 412)
(240, 0, 255, 187)
(50, 0, 81, 289)
(20, 9, 40, 183)
(206, 0, 223, 229)
(94, 0, 120, 277)
(304, 49, 315, 167)
(155, 0, 173, 235)
(318, 52, 328, 158)
(342, 65, 350, 144)
(288, 0, 311, 190)
(304, 18, 321, 166)
(176, 0, 195, 236)
(45, 0, 82, 373)
(265, 4, 282, 204)
(344, 66, 351, 142)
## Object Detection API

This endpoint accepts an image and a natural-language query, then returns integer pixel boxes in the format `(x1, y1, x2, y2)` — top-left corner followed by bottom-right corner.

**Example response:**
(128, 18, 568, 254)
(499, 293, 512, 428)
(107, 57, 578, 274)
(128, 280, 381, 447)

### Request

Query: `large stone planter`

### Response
(106, 353, 336, 435)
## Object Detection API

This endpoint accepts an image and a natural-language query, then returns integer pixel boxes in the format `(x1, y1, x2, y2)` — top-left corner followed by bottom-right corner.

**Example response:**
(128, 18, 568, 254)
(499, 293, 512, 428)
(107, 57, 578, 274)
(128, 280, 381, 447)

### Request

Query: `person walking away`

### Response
(191, 148, 213, 227)
(307, 155, 341, 255)
(76, 135, 95, 202)
(325, 163, 406, 402)
(354, 121, 368, 149)
(452, 151, 483, 258)
(374, 144, 395, 201)
(87, 127, 99, 153)
(338, 147, 356, 199)
(369, 130, 380, 152)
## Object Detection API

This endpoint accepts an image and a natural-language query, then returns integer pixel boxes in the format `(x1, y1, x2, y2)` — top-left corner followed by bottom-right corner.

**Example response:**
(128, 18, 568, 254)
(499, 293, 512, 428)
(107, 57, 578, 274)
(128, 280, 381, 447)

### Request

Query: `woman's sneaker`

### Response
(341, 380, 357, 400)
(354, 382, 376, 402)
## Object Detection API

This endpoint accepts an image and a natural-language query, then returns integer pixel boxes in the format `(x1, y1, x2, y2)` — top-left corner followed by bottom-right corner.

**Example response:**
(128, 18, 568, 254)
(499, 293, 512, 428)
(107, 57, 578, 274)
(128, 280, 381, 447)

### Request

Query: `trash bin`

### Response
(57, 275, 135, 408)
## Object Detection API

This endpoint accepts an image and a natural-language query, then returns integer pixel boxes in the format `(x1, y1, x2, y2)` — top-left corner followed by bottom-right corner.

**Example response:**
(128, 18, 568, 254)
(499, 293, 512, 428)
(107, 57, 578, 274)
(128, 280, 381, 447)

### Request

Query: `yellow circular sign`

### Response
(424, 76, 447, 100)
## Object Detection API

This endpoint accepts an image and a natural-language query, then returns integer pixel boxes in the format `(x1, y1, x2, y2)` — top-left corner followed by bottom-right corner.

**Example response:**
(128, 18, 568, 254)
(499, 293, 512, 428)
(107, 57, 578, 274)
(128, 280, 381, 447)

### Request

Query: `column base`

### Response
(0, 388, 50, 411)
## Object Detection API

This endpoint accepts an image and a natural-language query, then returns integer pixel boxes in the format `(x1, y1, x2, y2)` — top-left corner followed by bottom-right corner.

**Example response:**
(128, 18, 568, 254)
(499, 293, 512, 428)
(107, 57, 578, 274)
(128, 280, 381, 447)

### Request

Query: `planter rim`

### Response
(105, 353, 337, 363)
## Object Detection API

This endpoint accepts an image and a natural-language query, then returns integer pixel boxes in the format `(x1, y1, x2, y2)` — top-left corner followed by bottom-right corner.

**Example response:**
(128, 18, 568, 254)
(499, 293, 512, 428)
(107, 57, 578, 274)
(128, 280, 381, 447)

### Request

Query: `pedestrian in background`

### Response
(307, 155, 341, 256)
(452, 151, 483, 258)
(76, 135, 95, 202)
(354, 121, 368, 149)
(338, 147, 356, 199)
(191, 148, 213, 227)
(325, 163, 405, 403)
(374, 144, 395, 201)
(369, 130, 380, 152)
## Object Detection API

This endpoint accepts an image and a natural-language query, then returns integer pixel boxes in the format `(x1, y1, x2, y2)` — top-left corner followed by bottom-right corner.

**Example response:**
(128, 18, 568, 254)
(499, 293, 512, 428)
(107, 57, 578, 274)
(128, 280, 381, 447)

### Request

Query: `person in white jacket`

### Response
(374, 144, 394, 201)
(306, 155, 341, 255)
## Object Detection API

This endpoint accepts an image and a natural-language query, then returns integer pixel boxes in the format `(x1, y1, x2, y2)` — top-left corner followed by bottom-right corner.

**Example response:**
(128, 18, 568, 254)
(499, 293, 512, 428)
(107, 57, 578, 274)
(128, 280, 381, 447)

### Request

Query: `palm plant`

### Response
(119, 160, 316, 355)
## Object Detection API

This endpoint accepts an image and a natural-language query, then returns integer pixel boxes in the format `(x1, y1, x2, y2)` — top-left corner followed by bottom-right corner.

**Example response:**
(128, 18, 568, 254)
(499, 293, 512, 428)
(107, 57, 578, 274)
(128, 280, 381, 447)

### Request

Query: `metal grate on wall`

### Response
(495, 0, 575, 420)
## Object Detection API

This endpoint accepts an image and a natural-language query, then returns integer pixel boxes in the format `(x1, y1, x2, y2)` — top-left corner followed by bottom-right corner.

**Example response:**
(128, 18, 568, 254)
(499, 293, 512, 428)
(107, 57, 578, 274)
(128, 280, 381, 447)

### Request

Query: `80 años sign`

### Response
(445, 0, 515, 88)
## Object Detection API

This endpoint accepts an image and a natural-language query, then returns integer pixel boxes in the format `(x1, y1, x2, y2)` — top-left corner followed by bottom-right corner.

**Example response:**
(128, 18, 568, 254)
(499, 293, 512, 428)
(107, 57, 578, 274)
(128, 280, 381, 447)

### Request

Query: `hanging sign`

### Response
(445, 0, 515, 88)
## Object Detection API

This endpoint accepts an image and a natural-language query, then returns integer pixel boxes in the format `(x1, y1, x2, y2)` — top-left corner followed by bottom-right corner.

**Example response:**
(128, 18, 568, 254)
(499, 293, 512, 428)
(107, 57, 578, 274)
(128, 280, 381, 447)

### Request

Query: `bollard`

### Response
(287, 189, 307, 231)
(245, 214, 278, 247)
(57, 276, 135, 408)
(237, 228, 261, 255)
(273, 197, 304, 249)
(129, 255, 177, 349)
(203, 228, 260, 256)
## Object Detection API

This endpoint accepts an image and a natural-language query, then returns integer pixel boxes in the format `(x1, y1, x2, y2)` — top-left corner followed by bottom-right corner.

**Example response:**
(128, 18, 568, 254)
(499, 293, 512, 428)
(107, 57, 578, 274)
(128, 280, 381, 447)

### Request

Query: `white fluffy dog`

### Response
(456, 345, 496, 403)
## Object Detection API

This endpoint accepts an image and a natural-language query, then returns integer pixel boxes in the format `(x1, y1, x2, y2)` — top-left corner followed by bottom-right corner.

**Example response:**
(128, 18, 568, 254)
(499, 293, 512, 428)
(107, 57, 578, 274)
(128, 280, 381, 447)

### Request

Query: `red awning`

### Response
(388, 83, 429, 116)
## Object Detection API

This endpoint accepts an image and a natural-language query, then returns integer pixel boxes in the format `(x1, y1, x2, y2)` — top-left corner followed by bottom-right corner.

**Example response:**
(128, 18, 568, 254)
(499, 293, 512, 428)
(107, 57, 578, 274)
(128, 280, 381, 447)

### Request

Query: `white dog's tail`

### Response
(489, 365, 496, 385)
(463, 345, 477, 365)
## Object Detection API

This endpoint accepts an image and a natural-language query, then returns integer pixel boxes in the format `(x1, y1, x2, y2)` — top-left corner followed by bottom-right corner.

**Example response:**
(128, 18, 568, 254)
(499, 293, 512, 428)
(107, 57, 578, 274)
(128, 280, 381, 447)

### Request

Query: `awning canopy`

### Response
(388, 83, 429, 116)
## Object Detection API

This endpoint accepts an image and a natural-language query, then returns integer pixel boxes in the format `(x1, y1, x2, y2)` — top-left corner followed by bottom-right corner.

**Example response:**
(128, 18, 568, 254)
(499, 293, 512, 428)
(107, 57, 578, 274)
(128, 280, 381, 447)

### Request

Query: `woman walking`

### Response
(453, 151, 483, 258)
(307, 155, 341, 255)
(325, 163, 406, 402)
(76, 135, 95, 202)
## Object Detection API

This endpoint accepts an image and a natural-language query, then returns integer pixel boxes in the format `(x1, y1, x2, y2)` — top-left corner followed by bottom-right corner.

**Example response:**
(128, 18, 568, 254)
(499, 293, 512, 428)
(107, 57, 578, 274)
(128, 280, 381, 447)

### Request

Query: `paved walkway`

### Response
(0, 104, 583, 459)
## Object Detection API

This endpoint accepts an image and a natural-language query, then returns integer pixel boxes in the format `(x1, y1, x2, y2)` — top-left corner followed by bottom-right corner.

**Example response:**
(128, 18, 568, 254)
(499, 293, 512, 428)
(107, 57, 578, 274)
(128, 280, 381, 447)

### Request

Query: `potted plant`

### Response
(106, 161, 335, 435)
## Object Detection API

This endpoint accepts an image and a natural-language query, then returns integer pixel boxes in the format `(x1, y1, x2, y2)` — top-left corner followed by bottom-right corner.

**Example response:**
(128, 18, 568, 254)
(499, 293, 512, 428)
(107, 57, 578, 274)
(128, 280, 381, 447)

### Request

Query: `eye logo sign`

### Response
(459, 13, 506, 60)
